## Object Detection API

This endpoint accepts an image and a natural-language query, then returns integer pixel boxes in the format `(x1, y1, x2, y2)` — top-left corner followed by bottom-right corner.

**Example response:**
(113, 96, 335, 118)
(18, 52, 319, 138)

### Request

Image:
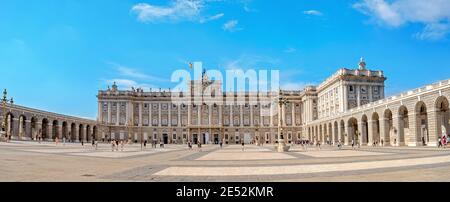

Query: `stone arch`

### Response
(78, 124, 84, 142)
(41, 118, 49, 140)
(52, 120, 59, 140)
(333, 121, 339, 144)
(70, 123, 77, 142)
(371, 112, 380, 145)
(18, 114, 27, 140)
(435, 96, 449, 141)
(383, 109, 393, 146)
(347, 117, 358, 145)
(93, 125, 98, 141)
(86, 125, 91, 142)
(62, 121, 68, 140)
(415, 101, 429, 146)
(3, 112, 15, 140)
(397, 105, 409, 146)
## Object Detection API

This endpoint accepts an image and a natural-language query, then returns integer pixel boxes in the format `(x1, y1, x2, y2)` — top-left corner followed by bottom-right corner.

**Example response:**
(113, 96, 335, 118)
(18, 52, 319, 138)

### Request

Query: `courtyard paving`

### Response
(1, 141, 450, 181)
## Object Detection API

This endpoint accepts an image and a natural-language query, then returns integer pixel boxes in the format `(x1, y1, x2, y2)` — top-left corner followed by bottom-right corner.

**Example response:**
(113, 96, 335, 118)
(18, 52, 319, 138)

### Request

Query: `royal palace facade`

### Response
(2, 58, 449, 147)
(96, 58, 390, 145)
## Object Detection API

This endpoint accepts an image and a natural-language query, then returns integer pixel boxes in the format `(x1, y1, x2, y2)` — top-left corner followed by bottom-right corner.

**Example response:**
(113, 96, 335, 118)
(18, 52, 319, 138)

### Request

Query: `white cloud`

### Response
(284, 47, 296, 53)
(222, 20, 242, 32)
(222, 54, 280, 70)
(303, 10, 323, 16)
(107, 62, 168, 82)
(353, 0, 450, 40)
(131, 0, 204, 23)
(199, 13, 224, 23)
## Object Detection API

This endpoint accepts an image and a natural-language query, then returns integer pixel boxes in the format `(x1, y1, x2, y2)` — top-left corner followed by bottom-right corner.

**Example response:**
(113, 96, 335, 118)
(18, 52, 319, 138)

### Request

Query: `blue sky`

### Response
(1, 0, 450, 119)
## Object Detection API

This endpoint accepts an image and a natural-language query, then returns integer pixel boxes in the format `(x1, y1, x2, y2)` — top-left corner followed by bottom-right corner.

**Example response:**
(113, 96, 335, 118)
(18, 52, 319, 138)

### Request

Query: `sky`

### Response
(1, 0, 450, 119)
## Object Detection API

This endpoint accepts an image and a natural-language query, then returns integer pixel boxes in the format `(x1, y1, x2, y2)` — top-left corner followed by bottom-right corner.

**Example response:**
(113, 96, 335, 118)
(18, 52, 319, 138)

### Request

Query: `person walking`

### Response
(351, 139, 355, 150)
(144, 140, 147, 149)
(120, 140, 124, 151)
(220, 141, 223, 149)
(55, 137, 59, 146)
(111, 140, 115, 152)
(241, 141, 245, 151)
(197, 141, 202, 152)
(63, 136, 66, 146)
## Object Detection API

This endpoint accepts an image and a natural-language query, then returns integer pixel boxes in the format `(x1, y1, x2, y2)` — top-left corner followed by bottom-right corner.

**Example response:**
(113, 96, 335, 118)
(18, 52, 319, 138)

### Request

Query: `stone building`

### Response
(96, 58, 394, 145)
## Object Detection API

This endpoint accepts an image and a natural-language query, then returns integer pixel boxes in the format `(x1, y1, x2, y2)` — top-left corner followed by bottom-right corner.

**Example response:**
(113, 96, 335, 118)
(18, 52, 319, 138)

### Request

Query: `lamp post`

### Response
(275, 89, 290, 152)
(1, 89, 13, 142)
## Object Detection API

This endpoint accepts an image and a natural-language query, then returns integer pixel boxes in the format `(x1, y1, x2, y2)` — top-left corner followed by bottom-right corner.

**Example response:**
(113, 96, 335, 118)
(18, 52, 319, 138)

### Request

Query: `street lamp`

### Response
(274, 89, 290, 152)
(1, 89, 14, 142)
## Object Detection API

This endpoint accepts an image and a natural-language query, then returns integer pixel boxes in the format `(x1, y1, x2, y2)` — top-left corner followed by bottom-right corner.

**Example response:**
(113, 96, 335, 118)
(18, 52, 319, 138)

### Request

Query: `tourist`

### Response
(241, 141, 245, 151)
(351, 139, 355, 150)
(81, 140, 84, 146)
(120, 141, 124, 151)
(198, 142, 202, 152)
(55, 137, 59, 146)
(63, 136, 66, 146)
(160, 140, 164, 148)
(442, 135, 447, 148)
(111, 140, 115, 151)
(422, 137, 426, 146)
(381, 139, 384, 147)
(219, 141, 223, 149)
(144, 140, 147, 149)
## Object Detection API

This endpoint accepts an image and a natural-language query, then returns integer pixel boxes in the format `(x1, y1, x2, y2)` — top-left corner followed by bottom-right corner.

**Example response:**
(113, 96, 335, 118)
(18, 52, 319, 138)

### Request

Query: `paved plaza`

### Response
(2, 141, 450, 182)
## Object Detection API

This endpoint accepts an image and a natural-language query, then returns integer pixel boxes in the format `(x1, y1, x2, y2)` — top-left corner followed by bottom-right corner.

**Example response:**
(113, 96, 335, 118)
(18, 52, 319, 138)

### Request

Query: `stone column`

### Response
(75, 125, 79, 142)
(427, 109, 438, 147)
(344, 123, 350, 145)
(379, 118, 389, 146)
(337, 122, 343, 143)
(359, 120, 367, 146)
(47, 123, 53, 141)
(367, 120, 374, 146)
(10, 117, 19, 140)
(407, 112, 418, 146)
(392, 116, 405, 146)
(58, 122, 63, 139)
(24, 120, 31, 140)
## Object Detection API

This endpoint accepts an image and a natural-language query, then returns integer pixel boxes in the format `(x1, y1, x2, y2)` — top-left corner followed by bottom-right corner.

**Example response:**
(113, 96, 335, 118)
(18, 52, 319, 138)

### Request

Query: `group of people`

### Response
(110, 140, 125, 152)
(438, 135, 450, 148)
(187, 141, 204, 151)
